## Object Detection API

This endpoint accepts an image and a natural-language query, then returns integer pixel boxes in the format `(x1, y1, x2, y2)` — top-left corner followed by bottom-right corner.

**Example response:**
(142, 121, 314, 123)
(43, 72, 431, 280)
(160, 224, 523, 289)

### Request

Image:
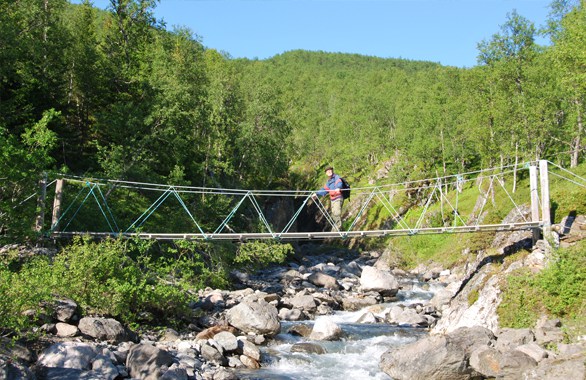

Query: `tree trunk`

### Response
(571, 99, 583, 168)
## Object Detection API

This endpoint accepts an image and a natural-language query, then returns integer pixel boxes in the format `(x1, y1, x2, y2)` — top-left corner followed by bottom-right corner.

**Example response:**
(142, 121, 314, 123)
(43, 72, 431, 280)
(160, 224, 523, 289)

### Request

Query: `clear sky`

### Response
(82, 0, 553, 68)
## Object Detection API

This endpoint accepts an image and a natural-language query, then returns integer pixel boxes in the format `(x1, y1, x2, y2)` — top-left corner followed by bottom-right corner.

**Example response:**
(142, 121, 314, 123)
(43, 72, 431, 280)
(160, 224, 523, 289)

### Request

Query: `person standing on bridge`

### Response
(312, 166, 345, 230)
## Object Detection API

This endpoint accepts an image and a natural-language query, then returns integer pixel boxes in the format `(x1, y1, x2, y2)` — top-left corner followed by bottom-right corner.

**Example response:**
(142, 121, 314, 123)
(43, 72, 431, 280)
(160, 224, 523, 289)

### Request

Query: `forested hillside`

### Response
(1, 0, 585, 242)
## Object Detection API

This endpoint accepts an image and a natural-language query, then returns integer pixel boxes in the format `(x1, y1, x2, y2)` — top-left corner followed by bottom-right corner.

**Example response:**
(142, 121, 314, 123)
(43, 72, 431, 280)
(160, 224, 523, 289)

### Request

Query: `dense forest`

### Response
(1, 0, 585, 241)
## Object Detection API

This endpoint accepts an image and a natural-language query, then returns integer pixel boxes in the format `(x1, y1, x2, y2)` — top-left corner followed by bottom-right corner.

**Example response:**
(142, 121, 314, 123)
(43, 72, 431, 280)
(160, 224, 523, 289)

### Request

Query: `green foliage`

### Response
(498, 241, 586, 331)
(0, 237, 238, 334)
(234, 240, 293, 270)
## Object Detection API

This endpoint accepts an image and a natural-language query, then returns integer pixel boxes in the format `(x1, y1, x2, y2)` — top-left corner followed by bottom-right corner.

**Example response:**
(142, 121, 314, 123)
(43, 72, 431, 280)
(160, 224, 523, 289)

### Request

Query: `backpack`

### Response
(340, 177, 351, 200)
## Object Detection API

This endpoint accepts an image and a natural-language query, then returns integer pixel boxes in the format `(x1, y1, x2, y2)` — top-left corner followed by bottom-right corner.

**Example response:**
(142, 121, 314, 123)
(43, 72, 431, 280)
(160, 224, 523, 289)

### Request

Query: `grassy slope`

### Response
(357, 161, 586, 340)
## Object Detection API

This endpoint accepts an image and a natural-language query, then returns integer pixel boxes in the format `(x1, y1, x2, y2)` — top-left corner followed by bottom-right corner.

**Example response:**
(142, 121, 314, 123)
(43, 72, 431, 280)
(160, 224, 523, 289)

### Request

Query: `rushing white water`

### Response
(238, 279, 443, 380)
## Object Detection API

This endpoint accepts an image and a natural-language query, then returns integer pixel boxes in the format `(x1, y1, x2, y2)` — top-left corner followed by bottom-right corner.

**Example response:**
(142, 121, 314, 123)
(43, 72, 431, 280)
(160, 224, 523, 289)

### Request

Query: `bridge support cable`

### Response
(312, 197, 344, 235)
(41, 160, 565, 241)
(373, 189, 412, 232)
(413, 184, 439, 233)
(50, 180, 92, 233)
(169, 188, 207, 238)
(92, 184, 119, 233)
(278, 194, 312, 237)
(210, 193, 249, 237)
(346, 188, 379, 232)
(248, 193, 276, 238)
(495, 176, 529, 223)
(469, 176, 496, 227)
(126, 187, 174, 232)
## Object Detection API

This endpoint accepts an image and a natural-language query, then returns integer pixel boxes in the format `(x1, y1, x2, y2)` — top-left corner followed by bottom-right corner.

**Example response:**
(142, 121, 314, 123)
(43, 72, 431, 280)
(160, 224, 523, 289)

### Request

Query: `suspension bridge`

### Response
(30, 160, 586, 241)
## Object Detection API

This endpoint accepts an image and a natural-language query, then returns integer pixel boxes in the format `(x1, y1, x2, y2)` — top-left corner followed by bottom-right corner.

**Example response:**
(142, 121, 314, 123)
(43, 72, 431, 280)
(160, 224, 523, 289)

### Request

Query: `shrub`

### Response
(498, 241, 586, 333)
(234, 240, 293, 270)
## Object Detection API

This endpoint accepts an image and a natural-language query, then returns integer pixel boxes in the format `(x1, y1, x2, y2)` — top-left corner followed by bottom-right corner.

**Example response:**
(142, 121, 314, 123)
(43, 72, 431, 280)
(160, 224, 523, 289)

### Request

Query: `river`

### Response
(237, 279, 443, 380)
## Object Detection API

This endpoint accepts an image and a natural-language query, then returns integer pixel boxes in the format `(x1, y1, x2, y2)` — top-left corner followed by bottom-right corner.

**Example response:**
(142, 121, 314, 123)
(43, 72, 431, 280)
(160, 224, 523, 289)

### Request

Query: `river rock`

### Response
(291, 342, 327, 354)
(469, 346, 537, 378)
(226, 300, 280, 336)
(495, 328, 535, 352)
(515, 342, 549, 362)
(342, 295, 378, 311)
(534, 318, 564, 346)
(55, 322, 79, 337)
(213, 331, 238, 352)
(290, 293, 318, 313)
(524, 352, 586, 379)
(54, 298, 78, 323)
(78, 317, 129, 344)
(278, 307, 304, 321)
(126, 343, 174, 380)
(309, 317, 342, 341)
(307, 272, 340, 289)
(360, 266, 399, 297)
(37, 342, 107, 370)
(236, 338, 261, 361)
(0, 355, 35, 379)
(380, 326, 494, 380)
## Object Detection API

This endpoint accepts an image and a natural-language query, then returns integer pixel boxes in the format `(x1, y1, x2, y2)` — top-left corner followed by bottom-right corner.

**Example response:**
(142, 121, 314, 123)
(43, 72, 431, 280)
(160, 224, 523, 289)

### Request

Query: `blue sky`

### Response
(82, 0, 552, 68)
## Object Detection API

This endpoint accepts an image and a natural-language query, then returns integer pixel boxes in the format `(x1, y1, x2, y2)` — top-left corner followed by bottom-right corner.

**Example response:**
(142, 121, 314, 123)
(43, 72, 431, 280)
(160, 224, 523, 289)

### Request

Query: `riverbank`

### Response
(1, 222, 585, 379)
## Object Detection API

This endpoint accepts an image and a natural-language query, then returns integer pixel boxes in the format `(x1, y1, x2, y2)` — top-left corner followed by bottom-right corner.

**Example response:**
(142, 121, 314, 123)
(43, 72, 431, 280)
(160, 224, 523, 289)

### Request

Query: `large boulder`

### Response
(469, 346, 537, 378)
(380, 326, 494, 380)
(78, 317, 130, 344)
(36, 342, 119, 380)
(226, 300, 280, 336)
(126, 343, 174, 380)
(309, 317, 342, 341)
(307, 272, 340, 289)
(360, 266, 399, 297)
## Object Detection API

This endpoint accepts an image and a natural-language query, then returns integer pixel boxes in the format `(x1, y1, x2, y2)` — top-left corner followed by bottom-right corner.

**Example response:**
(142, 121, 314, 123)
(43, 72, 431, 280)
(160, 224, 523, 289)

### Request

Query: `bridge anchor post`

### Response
(529, 164, 540, 245)
(539, 160, 552, 241)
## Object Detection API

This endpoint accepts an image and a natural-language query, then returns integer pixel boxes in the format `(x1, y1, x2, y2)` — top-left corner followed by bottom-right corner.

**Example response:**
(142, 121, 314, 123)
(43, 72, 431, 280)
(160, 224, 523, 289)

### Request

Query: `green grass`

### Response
(360, 162, 586, 270)
(498, 240, 586, 341)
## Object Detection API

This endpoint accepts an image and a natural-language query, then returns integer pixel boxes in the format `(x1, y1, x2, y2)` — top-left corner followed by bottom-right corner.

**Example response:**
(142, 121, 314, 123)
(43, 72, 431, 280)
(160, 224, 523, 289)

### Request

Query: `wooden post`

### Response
(529, 165, 540, 244)
(539, 160, 552, 240)
(34, 172, 47, 233)
(51, 179, 64, 231)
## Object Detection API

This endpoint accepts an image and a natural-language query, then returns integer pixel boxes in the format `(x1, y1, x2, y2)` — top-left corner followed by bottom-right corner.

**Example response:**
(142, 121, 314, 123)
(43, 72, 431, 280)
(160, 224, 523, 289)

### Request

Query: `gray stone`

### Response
(236, 338, 261, 361)
(341, 295, 378, 311)
(515, 342, 548, 362)
(278, 307, 304, 321)
(37, 342, 103, 370)
(291, 342, 327, 354)
(380, 326, 494, 380)
(54, 298, 78, 323)
(360, 266, 399, 297)
(239, 355, 260, 369)
(200, 343, 227, 366)
(309, 317, 342, 341)
(55, 322, 78, 337)
(495, 328, 535, 352)
(470, 346, 537, 378)
(226, 300, 280, 337)
(534, 318, 564, 346)
(290, 293, 317, 313)
(78, 317, 129, 344)
(213, 331, 238, 352)
(523, 353, 586, 380)
(126, 343, 174, 380)
(307, 272, 340, 289)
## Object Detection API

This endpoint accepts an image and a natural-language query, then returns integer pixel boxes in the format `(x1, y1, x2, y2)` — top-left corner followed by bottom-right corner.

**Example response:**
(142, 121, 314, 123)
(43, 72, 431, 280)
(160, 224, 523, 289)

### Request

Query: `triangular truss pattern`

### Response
(45, 161, 563, 241)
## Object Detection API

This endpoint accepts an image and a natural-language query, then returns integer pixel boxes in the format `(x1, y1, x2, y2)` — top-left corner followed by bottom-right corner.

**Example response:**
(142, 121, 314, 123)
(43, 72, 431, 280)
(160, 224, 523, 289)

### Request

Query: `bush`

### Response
(0, 237, 236, 335)
(498, 241, 586, 332)
(234, 240, 293, 270)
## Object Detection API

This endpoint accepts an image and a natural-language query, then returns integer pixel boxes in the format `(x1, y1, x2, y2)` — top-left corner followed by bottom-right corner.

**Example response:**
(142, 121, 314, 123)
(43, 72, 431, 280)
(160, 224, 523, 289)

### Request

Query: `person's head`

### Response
(324, 166, 334, 177)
